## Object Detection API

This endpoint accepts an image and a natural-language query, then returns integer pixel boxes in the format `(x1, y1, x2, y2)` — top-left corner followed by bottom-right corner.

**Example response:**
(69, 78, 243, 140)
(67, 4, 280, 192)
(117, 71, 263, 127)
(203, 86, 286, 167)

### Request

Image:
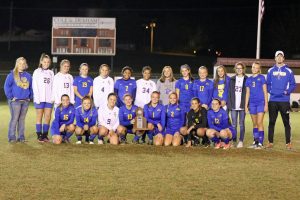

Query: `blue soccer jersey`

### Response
(245, 74, 266, 105)
(73, 76, 93, 108)
(213, 76, 230, 102)
(144, 103, 166, 129)
(75, 106, 98, 128)
(51, 104, 75, 135)
(193, 79, 213, 106)
(165, 104, 185, 131)
(175, 78, 194, 105)
(114, 78, 137, 107)
(119, 105, 138, 127)
(207, 108, 230, 132)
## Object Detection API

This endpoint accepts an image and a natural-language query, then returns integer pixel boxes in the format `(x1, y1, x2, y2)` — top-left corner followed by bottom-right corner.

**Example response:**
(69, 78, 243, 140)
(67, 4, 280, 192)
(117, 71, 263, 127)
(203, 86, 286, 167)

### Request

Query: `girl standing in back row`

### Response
(32, 53, 54, 142)
(157, 66, 177, 105)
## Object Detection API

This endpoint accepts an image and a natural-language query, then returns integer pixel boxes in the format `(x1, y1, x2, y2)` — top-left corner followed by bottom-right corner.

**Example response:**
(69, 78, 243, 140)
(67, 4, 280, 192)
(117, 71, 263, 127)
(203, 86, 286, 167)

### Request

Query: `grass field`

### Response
(0, 103, 300, 200)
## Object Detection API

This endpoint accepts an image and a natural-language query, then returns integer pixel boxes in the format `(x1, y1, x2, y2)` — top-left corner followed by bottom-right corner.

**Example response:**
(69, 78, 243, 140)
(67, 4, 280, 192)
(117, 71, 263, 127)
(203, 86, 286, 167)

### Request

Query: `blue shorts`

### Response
(125, 125, 134, 134)
(164, 128, 180, 136)
(249, 104, 264, 115)
(34, 102, 53, 109)
(51, 125, 61, 136)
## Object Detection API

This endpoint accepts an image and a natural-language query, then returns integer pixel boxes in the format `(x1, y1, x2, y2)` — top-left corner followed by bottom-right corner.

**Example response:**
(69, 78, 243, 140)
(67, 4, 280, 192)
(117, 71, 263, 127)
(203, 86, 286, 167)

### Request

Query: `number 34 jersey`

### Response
(32, 68, 54, 104)
(134, 79, 157, 108)
(93, 76, 114, 109)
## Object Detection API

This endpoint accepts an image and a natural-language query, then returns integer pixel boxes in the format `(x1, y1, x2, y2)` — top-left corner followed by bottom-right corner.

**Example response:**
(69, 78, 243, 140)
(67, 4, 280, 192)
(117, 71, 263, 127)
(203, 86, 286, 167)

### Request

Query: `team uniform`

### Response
(98, 105, 120, 132)
(212, 76, 230, 109)
(267, 65, 296, 145)
(4, 70, 33, 142)
(51, 72, 74, 107)
(186, 108, 208, 144)
(50, 104, 75, 140)
(207, 108, 236, 145)
(114, 78, 137, 107)
(193, 79, 213, 107)
(175, 78, 194, 113)
(32, 68, 54, 109)
(119, 105, 138, 133)
(75, 106, 98, 142)
(144, 103, 166, 141)
(93, 75, 114, 109)
(73, 76, 93, 109)
(134, 79, 157, 108)
(165, 104, 185, 136)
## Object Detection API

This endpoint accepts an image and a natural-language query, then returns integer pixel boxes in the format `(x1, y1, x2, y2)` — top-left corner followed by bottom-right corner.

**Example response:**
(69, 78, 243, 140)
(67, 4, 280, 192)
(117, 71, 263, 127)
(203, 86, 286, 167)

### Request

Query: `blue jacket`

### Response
(267, 65, 296, 102)
(4, 71, 33, 100)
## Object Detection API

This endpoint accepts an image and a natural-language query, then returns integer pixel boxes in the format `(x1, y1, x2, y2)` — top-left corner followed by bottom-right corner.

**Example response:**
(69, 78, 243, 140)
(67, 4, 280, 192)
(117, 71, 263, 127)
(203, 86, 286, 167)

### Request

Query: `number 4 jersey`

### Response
(32, 68, 54, 104)
(93, 76, 114, 109)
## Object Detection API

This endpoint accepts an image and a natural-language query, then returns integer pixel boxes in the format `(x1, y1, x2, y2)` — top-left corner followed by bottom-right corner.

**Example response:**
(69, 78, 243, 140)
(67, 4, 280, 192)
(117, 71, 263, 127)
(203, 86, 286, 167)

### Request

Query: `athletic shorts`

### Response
(50, 125, 62, 136)
(34, 102, 53, 109)
(249, 103, 264, 115)
(124, 125, 134, 134)
(164, 128, 180, 136)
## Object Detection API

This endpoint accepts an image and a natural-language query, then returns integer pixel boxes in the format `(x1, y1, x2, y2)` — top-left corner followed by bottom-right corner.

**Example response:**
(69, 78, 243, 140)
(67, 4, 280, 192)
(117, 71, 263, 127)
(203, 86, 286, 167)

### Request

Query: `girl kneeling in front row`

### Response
(51, 94, 75, 144)
(75, 96, 98, 144)
(98, 93, 123, 145)
(206, 98, 236, 149)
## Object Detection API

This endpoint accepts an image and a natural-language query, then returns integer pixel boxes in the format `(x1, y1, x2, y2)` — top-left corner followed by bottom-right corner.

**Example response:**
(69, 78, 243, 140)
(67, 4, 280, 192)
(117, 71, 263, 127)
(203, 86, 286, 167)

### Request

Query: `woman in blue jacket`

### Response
(4, 57, 33, 143)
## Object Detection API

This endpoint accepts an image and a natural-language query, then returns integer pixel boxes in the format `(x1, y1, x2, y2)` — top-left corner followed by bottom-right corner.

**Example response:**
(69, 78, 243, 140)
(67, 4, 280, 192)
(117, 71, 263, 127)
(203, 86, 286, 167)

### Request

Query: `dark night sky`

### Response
(1, 0, 300, 58)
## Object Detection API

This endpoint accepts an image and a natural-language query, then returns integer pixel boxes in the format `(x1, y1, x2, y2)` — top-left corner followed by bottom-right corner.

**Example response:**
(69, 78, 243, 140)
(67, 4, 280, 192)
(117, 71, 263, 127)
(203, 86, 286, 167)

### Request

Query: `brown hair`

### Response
(180, 64, 194, 81)
(234, 62, 246, 75)
(159, 66, 176, 83)
(214, 65, 228, 87)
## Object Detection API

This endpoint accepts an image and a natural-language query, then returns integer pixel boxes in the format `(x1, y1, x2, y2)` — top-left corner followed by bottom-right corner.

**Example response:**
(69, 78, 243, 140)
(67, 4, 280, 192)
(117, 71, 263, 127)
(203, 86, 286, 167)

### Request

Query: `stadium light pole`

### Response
(149, 22, 156, 53)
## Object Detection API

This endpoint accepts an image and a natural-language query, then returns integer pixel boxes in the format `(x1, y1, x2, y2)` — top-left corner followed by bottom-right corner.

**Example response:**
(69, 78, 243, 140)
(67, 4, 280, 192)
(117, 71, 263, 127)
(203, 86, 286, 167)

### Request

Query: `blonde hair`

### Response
(252, 61, 262, 74)
(234, 62, 246, 75)
(159, 66, 176, 83)
(180, 64, 194, 80)
(60, 59, 70, 72)
(39, 53, 51, 68)
(79, 63, 89, 75)
(13, 57, 27, 83)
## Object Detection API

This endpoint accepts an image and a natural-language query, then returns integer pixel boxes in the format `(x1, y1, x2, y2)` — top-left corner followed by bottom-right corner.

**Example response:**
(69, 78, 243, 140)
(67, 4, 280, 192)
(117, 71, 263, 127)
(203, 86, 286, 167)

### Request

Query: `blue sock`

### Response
(221, 137, 230, 144)
(133, 135, 140, 141)
(211, 136, 220, 144)
(120, 134, 126, 141)
(89, 134, 97, 142)
(253, 128, 259, 141)
(147, 131, 154, 141)
(77, 136, 82, 141)
(258, 131, 264, 145)
(36, 124, 42, 133)
(43, 124, 50, 133)
(65, 132, 73, 139)
(98, 135, 104, 141)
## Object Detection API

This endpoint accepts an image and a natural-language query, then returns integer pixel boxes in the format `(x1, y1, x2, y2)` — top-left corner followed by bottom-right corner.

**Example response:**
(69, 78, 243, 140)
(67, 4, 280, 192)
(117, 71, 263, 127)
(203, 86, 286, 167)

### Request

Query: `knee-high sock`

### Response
(77, 135, 82, 141)
(133, 135, 140, 141)
(147, 130, 154, 141)
(65, 132, 73, 139)
(98, 135, 104, 140)
(221, 137, 230, 144)
(36, 124, 42, 133)
(211, 136, 220, 144)
(187, 130, 196, 141)
(253, 128, 259, 141)
(258, 131, 264, 145)
(43, 124, 50, 133)
(89, 134, 97, 142)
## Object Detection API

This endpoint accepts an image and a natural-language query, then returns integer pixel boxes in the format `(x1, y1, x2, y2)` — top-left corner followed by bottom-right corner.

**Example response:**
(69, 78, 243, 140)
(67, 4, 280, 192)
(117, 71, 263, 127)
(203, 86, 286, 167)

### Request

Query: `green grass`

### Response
(0, 103, 300, 200)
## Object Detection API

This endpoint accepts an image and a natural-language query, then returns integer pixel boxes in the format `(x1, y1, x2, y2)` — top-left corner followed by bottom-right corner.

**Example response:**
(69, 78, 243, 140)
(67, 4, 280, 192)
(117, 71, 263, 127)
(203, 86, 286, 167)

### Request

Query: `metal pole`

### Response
(256, 0, 262, 59)
(8, 0, 13, 51)
(150, 26, 154, 53)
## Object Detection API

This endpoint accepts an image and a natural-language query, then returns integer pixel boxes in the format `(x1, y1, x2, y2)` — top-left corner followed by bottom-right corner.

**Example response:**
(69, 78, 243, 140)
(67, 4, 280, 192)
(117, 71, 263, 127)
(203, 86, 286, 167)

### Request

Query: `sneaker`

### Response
(140, 139, 146, 144)
(223, 143, 231, 150)
(255, 143, 264, 150)
(43, 136, 50, 142)
(37, 138, 44, 143)
(76, 141, 82, 144)
(89, 141, 94, 145)
(98, 140, 104, 145)
(120, 140, 127, 145)
(148, 140, 153, 145)
(247, 142, 257, 149)
(9, 140, 17, 144)
(265, 143, 273, 149)
(214, 142, 221, 149)
(286, 143, 292, 150)
(203, 142, 210, 148)
(237, 141, 244, 148)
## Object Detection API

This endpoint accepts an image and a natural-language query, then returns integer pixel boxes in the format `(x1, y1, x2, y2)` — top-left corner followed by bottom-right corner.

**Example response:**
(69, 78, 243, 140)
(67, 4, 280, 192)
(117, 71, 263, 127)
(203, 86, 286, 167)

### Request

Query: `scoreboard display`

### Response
(52, 17, 116, 56)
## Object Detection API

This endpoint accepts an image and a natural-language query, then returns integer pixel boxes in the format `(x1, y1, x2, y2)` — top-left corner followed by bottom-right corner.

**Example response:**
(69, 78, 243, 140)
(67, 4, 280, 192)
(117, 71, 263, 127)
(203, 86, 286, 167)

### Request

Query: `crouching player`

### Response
(98, 93, 123, 145)
(144, 91, 166, 146)
(206, 99, 236, 149)
(75, 96, 98, 144)
(164, 92, 185, 146)
(119, 94, 144, 144)
(182, 97, 209, 148)
(50, 94, 75, 144)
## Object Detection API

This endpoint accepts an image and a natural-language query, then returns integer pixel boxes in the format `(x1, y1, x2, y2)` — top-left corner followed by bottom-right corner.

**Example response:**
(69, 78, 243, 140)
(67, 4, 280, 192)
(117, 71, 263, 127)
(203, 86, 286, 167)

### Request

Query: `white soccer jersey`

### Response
(134, 79, 157, 108)
(32, 68, 54, 104)
(98, 105, 119, 131)
(51, 72, 74, 105)
(93, 76, 114, 109)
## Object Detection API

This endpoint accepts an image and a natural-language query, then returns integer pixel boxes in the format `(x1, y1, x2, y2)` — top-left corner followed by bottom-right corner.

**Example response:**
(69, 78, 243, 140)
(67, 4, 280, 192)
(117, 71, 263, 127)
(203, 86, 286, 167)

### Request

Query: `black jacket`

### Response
(187, 108, 207, 129)
(227, 75, 248, 110)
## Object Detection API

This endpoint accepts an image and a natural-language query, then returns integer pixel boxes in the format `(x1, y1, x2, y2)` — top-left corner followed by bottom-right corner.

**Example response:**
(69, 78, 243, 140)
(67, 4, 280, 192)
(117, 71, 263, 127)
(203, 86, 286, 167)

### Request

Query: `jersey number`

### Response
(64, 83, 69, 88)
(128, 114, 133, 120)
(44, 78, 50, 84)
(107, 119, 111, 124)
(142, 87, 150, 93)
(252, 82, 256, 88)
(214, 118, 220, 124)
(199, 86, 204, 92)
(101, 87, 105, 92)
(63, 114, 69, 120)
(125, 86, 129, 92)
(84, 117, 89, 123)
(82, 82, 88, 87)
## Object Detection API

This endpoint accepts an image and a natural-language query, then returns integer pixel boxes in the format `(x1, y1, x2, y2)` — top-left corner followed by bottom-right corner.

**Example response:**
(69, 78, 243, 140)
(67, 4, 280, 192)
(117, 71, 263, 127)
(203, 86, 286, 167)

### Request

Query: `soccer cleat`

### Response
(140, 139, 146, 144)
(247, 142, 257, 149)
(214, 142, 221, 149)
(203, 142, 210, 148)
(237, 141, 243, 148)
(286, 143, 292, 150)
(98, 140, 104, 145)
(255, 143, 264, 150)
(89, 141, 94, 145)
(265, 143, 273, 149)
(75, 141, 82, 144)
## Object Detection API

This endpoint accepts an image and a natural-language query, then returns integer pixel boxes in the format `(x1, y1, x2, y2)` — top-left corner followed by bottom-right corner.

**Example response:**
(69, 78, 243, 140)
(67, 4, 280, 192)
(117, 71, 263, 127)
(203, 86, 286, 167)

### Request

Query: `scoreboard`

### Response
(52, 17, 116, 56)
